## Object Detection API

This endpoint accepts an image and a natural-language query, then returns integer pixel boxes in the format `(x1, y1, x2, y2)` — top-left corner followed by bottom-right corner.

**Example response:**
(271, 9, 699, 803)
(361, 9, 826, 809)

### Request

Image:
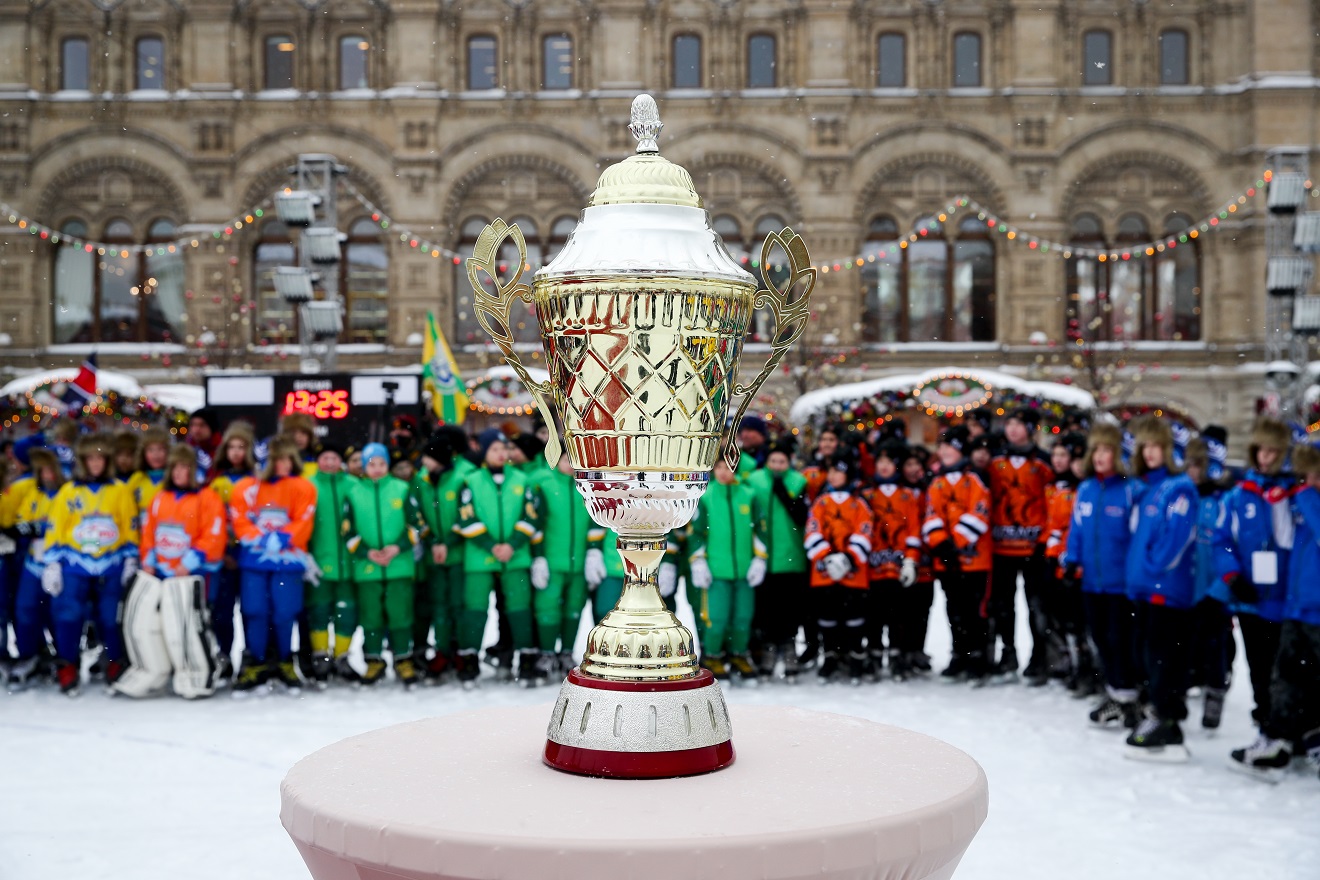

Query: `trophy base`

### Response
(543, 668, 736, 779)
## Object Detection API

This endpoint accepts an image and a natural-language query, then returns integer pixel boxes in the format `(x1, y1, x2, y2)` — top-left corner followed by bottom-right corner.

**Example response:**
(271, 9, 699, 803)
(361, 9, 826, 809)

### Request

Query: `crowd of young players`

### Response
(0, 405, 1317, 778)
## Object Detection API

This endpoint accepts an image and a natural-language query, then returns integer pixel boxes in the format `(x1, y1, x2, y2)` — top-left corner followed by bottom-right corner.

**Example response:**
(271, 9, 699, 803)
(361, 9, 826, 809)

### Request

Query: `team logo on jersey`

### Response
(73, 515, 119, 551)
(391, 498, 404, 510)
(154, 523, 191, 559)
(255, 507, 290, 532)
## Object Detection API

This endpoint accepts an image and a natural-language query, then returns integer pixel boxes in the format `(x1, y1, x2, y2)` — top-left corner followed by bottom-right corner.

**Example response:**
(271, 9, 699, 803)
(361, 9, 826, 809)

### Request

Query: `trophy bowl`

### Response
(468, 94, 814, 778)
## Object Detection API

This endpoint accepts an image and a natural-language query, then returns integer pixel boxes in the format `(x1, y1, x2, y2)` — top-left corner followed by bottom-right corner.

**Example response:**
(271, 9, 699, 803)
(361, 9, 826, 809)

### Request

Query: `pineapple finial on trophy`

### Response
(628, 94, 662, 154)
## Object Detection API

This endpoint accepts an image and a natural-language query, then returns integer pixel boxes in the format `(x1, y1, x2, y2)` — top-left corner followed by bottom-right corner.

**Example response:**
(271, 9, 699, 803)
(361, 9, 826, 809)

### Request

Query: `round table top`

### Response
(281, 704, 988, 880)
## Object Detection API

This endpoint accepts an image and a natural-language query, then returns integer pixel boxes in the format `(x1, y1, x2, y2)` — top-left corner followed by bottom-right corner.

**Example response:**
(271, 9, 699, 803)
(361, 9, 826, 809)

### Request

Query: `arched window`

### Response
(254, 219, 297, 345)
(468, 35, 498, 90)
(1064, 211, 1200, 342)
(952, 32, 982, 87)
(876, 33, 906, 88)
(1082, 30, 1112, 85)
(747, 34, 776, 88)
(135, 36, 164, 90)
(265, 35, 296, 89)
(54, 220, 93, 343)
(339, 36, 370, 89)
(507, 216, 541, 270)
(60, 37, 89, 90)
(859, 214, 997, 342)
(143, 218, 185, 343)
(1159, 29, 1189, 84)
(99, 219, 138, 342)
(344, 218, 388, 343)
(713, 215, 745, 260)
(672, 34, 702, 88)
(453, 217, 538, 346)
(750, 215, 787, 343)
(545, 215, 576, 264)
(542, 33, 573, 89)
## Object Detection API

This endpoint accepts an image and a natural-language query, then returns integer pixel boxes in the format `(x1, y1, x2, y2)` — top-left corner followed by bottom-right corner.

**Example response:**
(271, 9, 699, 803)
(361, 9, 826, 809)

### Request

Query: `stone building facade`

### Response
(0, 0, 1316, 439)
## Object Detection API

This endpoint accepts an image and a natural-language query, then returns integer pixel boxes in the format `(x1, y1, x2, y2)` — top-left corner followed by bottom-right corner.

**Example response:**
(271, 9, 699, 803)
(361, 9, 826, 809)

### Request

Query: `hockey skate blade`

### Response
(1225, 758, 1285, 784)
(1124, 743, 1191, 763)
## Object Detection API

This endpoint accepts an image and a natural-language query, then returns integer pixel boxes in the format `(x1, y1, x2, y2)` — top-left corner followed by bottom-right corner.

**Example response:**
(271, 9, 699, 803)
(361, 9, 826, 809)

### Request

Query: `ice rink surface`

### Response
(3, 590, 1318, 880)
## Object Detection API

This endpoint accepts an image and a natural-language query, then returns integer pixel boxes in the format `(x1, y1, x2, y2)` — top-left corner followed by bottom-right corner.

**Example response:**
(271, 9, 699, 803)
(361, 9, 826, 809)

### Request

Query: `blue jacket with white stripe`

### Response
(1063, 474, 1137, 596)
(1126, 468, 1199, 609)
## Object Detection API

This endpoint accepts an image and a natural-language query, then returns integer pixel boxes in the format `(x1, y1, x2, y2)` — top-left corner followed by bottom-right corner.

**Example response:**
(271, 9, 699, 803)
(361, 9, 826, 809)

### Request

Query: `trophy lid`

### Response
(535, 95, 755, 285)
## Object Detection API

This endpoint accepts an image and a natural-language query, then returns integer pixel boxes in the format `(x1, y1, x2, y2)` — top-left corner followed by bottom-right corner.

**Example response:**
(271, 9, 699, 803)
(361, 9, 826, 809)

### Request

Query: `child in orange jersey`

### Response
(140, 445, 227, 582)
(864, 440, 923, 680)
(1044, 433, 1096, 694)
(986, 407, 1055, 684)
(804, 457, 873, 683)
(899, 445, 937, 674)
(923, 426, 993, 683)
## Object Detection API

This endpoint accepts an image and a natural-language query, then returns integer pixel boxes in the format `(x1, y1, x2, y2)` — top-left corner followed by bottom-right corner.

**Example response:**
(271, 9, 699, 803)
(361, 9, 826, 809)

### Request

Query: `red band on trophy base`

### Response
(543, 739, 736, 779)
(566, 667, 715, 692)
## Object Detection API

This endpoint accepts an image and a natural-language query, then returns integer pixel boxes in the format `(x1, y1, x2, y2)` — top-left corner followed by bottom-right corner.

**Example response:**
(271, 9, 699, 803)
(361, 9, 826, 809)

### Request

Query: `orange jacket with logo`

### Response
(141, 487, 228, 577)
(988, 449, 1053, 557)
(1044, 479, 1077, 563)
(864, 482, 923, 581)
(802, 464, 828, 505)
(229, 475, 317, 572)
(923, 468, 993, 573)
(804, 490, 872, 589)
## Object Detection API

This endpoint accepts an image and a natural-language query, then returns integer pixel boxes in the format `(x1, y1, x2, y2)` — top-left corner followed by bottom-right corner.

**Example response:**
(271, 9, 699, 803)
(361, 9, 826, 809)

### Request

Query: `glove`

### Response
(899, 557, 917, 588)
(262, 531, 286, 556)
(0, 533, 15, 556)
(121, 555, 139, 587)
(1227, 574, 1259, 605)
(1031, 543, 1047, 564)
(747, 556, 767, 588)
(180, 549, 204, 574)
(690, 557, 713, 589)
(531, 556, 550, 590)
(584, 548, 607, 587)
(14, 520, 33, 538)
(658, 562, 678, 598)
(1062, 563, 1082, 590)
(41, 562, 63, 597)
(823, 552, 853, 583)
(934, 540, 961, 571)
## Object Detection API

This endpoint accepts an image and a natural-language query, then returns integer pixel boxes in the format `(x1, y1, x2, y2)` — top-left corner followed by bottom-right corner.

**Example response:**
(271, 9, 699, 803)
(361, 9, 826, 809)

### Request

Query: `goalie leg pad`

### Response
(161, 576, 217, 699)
(112, 572, 172, 698)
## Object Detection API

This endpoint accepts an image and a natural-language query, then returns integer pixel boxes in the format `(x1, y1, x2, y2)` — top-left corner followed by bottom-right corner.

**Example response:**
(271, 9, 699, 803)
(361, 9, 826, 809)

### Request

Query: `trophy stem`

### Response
(614, 537, 668, 613)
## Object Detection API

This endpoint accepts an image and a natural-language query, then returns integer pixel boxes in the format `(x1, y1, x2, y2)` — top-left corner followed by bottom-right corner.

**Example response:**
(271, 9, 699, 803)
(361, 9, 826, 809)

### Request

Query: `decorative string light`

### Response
(0, 199, 275, 255)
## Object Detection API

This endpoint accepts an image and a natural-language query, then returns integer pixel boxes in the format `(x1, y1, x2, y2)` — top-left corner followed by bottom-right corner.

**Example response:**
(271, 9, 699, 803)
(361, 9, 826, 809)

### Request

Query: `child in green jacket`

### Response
(689, 459, 767, 682)
(536, 452, 594, 672)
(343, 443, 426, 687)
(307, 443, 358, 686)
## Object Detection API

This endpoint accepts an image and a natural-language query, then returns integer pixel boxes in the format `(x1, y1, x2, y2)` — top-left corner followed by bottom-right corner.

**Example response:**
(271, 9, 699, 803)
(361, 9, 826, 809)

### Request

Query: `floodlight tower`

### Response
(275, 154, 347, 373)
(1263, 149, 1314, 417)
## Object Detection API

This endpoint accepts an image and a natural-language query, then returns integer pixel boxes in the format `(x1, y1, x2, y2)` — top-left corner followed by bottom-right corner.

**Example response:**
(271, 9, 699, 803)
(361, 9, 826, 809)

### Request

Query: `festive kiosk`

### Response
(281, 96, 988, 880)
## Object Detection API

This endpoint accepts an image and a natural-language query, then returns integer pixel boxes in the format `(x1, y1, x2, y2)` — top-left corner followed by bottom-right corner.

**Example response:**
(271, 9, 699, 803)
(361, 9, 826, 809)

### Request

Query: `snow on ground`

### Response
(2, 590, 1317, 880)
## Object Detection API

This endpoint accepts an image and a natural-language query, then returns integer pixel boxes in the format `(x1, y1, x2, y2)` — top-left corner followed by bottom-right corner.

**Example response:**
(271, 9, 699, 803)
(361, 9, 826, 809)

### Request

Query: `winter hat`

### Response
(261, 435, 301, 481)
(362, 443, 390, 468)
(1248, 417, 1291, 474)
(166, 444, 199, 488)
(280, 412, 317, 441)
(12, 434, 47, 468)
(476, 428, 507, 461)
(1293, 443, 1320, 476)
(874, 438, 908, 463)
(189, 407, 221, 434)
(1183, 437, 1210, 473)
(766, 440, 797, 461)
(317, 440, 346, 462)
(26, 446, 63, 485)
(1131, 416, 1178, 476)
(219, 421, 256, 470)
(74, 434, 115, 481)
(966, 434, 994, 456)
(1083, 421, 1125, 478)
(1055, 432, 1087, 461)
(512, 433, 546, 463)
(827, 455, 856, 482)
(738, 415, 769, 439)
(423, 426, 467, 469)
(968, 410, 992, 432)
(1005, 407, 1041, 428)
(1201, 425, 1229, 480)
(392, 414, 420, 435)
(938, 425, 969, 453)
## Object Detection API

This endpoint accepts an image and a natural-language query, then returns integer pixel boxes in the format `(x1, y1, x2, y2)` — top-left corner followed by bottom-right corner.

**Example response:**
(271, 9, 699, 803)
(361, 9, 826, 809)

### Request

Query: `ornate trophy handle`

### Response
(720, 227, 816, 471)
(467, 219, 563, 466)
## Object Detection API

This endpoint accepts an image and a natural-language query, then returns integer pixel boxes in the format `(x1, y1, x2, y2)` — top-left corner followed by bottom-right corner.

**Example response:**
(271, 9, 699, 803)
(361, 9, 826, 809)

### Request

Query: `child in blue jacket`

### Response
(1230, 443, 1320, 780)
(1124, 417, 1199, 762)
(1183, 433, 1233, 730)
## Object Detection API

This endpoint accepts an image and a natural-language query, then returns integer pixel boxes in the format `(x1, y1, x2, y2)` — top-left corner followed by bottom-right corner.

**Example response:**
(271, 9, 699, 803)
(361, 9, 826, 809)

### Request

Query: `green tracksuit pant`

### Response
(593, 576, 677, 624)
(697, 578, 755, 656)
(556, 572, 589, 651)
(305, 579, 356, 656)
(538, 571, 589, 653)
(414, 565, 463, 655)
(358, 578, 414, 656)
(461, 570, 533, 652)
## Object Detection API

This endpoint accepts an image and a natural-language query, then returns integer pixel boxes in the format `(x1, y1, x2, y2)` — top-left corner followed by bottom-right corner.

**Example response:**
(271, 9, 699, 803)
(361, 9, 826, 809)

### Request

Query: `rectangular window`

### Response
(542, 34, 572, 90)
(747, 34, 776, 88)
(468, 36, 497, 90)
(953, 33, 982, 87)
(135, 36, 164, 89)
(876, 33, 905, 88)
(61, 38, 89, 90)
(340, 36, 370, 89)
(1159, 29, 1188, 84)
(1083, 30, 1112, 85)
(265, 36, 296, 89)
(672, 34, 702, 88)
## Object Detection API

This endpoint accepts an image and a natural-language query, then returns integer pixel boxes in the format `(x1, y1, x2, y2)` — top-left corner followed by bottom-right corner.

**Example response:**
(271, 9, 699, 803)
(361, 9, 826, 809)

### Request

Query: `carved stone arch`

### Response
(684, 153, 802, 227)
(1061, 151, 1212, 220)
(239, 159, 391, 219)
(38, 156, 188, 233)
(855, 152, 1006, 225)
(441, 155, 591, 242)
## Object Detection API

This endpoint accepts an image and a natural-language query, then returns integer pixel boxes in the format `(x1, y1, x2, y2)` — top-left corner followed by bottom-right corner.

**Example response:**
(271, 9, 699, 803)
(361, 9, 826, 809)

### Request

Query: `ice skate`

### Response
(5, 656, 40, 692)
(1228, 735, 1291, 783)
(889, 652, 912, 682)
(816, 651, 841, 685)
(1302, 729, 1320, 778)
(1089, 696, 1140, 730)
(333, 654, 360, 685)
(273, 660, 304, 695)
(699, 653, 728, 678)
(779, 643, 800, 684)
(360, 656, 388, 686)
(516, 650, 548, 688)
(728, 653, 760, 686)
(940, 656, 969, 683)
(482, 649, 514, 683)
(1125, 715, 1190, 763)
(1202, 688, 1226, 731)
(985, 651, 1020, 686)
(425, 652, 451, 684)
(556, 651, 575, 676)
(213, 654, 234, 688)
(231, 654, 268, 698)
(394, 655, 421, 690)
(847, 651, 869, 686)
(55, 660, 80, 697)
(309, 653, 333, 691)
(866, 651, 885, 683)
(455, 650, 480, 690)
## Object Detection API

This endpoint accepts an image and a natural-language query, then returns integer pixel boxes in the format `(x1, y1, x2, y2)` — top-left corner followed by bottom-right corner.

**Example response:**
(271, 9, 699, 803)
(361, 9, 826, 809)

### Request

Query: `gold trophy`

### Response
(468, 95, 815, 778)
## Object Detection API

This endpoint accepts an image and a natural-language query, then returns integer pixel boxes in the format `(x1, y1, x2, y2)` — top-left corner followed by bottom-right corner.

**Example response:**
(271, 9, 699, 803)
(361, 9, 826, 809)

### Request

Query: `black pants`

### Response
(1190, 598, 1233, 691)
(865, 580, 892, 653)
(1137, 601, 1194, 722)
(814, 586, 866, 656)
(1238, 613, 1282, 725)
(869, 579, 934, 655)
(941, 569, 989, 668)
(753, 570, 809, 648)
(1084, 592, 1141, 700)
(987, 555, 1049, 666)
(1264, 620, 1320, 742)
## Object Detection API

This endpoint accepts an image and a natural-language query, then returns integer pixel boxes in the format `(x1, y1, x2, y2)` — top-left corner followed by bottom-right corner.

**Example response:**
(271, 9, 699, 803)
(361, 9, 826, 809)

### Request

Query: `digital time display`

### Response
(282, 389, 350, 420)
